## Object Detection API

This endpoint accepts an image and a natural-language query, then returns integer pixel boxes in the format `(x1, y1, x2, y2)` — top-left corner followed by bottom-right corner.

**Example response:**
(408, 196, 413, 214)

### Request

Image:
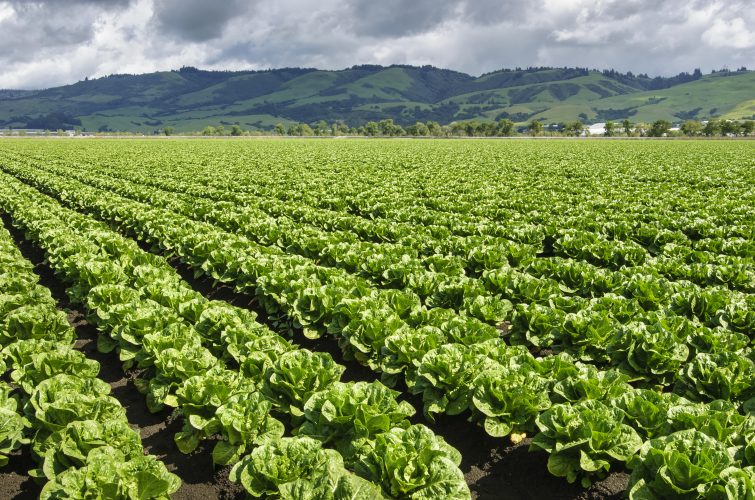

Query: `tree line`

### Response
(177, 118, 753, 138)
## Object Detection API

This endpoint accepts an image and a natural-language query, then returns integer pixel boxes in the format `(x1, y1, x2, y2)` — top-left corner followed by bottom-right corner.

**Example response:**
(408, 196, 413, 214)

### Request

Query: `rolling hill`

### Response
(0, 65, 752, 132)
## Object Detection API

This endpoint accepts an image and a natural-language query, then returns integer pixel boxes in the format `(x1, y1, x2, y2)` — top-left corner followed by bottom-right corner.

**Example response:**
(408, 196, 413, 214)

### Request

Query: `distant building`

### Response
(584, 123, 607, 136)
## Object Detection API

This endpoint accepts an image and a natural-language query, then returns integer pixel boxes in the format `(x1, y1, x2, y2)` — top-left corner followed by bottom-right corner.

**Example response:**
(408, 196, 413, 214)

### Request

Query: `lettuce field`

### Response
(0, 138, 754, 499)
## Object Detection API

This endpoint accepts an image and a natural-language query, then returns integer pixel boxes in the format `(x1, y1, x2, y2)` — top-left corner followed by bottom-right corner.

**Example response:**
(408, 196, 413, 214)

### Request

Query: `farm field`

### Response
(0, 137, 754, 499)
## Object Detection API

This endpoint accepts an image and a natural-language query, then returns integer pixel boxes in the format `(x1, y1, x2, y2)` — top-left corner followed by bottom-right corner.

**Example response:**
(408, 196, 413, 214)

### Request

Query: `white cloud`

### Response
(0, 0, 752, 89)
(702, 17, 755, 49)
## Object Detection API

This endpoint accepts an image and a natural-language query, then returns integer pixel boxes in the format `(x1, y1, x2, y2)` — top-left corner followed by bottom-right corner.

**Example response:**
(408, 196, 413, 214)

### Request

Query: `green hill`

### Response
(0, 65, 752, 132)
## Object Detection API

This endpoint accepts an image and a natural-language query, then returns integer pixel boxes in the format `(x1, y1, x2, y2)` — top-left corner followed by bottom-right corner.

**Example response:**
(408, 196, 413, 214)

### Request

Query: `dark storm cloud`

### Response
(151, 0, 251, 42)
(0, 0, 753, 89)
(346, 0, 452, 37)
(0, 0, 134, 63)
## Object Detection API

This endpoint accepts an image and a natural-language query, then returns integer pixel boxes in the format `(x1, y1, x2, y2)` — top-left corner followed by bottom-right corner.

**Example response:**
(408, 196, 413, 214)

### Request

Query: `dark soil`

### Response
(0, 447, 38, 500)
(428, 411, 628, 499)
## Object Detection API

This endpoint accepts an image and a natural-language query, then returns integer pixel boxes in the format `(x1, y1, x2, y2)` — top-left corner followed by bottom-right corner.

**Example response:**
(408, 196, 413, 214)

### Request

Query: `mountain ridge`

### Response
(1, 65, 752, 132)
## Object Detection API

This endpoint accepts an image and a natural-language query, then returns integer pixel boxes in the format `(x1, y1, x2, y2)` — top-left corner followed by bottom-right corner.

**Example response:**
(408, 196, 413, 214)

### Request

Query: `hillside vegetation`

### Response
(0, 65, 752, 132)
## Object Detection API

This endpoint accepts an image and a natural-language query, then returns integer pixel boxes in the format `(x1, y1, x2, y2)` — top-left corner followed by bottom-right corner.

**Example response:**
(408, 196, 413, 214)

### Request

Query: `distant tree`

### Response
(408, 121, 429, 136)
(451, 120, 479, 137)
(719, 120, 739, 136)
(426, 121, 443, 136)
(364, 121, 380, 136)
(215, 125, 226, 136)
(604, 120, 615, 137)
(702, 120, 720, 137)
(314, 120, 328, 135)
(377, 119, 404, 136)
(680, 120, 702, 136)
(56, 129, 64, 136)
(163, 126, 175, 136)
(288, 123, 314, 136)
(478, 121, 498, 137)
(572, 121, 585, 136)
(622, 119, 632, 136)
(274, 123, 285, 135)
(201, 126, 216, 136)
(741, 120, 754, 136)
(528, 120, 543, 136)
(230, 124, 243, 136)
(497, 118, 516, 136)
(648, 120, 671, 137)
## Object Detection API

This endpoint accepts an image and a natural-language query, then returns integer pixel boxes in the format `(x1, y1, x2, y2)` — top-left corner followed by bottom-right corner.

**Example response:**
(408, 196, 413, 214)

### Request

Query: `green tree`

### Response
(564, 121, 584, 137)
(274, 123, 285, 135)
(528, 120, 543, 136)
(497, 118, 516, 136)
(680, 120, 702, 136)
(719, 120, 739, 136)
(163, 126, 175, 136)
(313, 120, 328, 135)
(741, 120, 754, 136)
(702, 120, 720, 137)
(426, 121, 443, 136)
(604, 121, 615, 137)
(622, 119, 632, 136)
(648, 120, 671, 137)
(364, 121, 380, 136)
(408, 122, 429, 136)
(230, 124, 243, 136)
(299, 123, 314, 136)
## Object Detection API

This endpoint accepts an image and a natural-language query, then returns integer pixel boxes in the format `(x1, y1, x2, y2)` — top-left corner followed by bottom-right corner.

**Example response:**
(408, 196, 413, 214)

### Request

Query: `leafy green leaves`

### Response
(39, 446, 180, 500)
(0, 382, 30, 468)
(230, 436, 382, 499)
(296, 381, 415, 460)
(531, 400, 643, 487)
(354, 425, 468, 499)
(627, 430, 755, 499)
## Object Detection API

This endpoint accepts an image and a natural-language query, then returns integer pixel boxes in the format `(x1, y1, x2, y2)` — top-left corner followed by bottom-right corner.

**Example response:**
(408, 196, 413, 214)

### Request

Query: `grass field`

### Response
(0, 138, 753, 499)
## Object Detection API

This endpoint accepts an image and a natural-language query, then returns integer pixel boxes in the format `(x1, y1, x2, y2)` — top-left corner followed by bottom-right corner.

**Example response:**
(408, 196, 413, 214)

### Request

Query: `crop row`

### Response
(40, 161, 755, 336)
(0, 174, 469, 499)
(44, 141, 754, 262)
(18, 152, 755, 294)
(0, 220, 180, 498)
(3, 159, 755, 493)
(4, 161, 752, 397)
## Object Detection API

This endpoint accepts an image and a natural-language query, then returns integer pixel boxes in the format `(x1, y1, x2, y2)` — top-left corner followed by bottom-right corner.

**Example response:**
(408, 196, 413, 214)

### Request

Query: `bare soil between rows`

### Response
(1, 213, 628, 499)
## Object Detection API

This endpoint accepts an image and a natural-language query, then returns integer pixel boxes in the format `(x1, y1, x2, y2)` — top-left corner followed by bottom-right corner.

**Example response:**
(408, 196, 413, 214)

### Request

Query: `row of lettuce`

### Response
(0, 222, 181, 498)
(5, 160, 753, 400)
(2, 158, 754, 496)
(84, 141, 751, 265)
(21, 151, 753, 297)
(0, 173, 471, 499)
(27, 160, 754, 377)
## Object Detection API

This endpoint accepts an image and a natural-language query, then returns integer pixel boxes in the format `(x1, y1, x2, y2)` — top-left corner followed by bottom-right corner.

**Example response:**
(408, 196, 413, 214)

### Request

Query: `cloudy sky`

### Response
(1, 0, 753, 89)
